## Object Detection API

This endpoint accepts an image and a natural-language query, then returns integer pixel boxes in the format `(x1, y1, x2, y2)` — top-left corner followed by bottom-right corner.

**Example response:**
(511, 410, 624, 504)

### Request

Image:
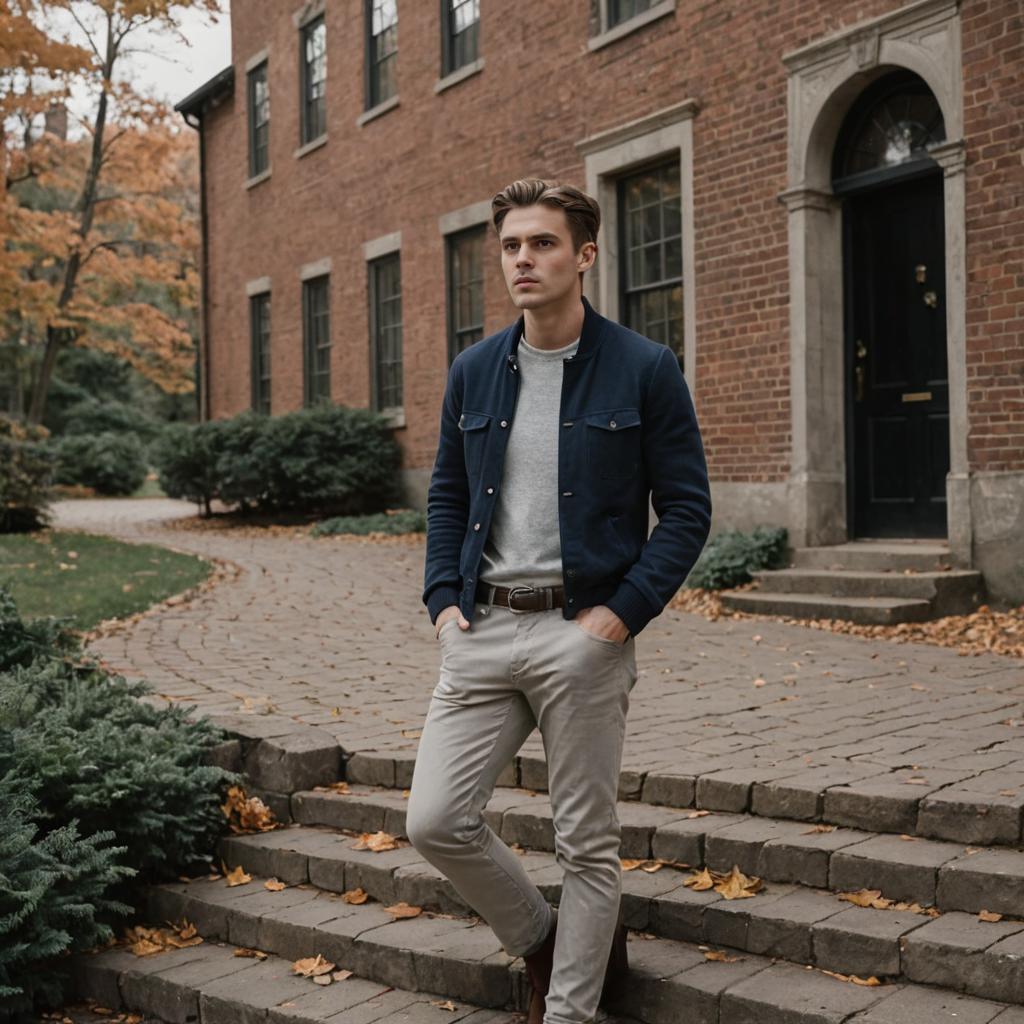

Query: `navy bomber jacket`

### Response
(422, 295, 712, 637)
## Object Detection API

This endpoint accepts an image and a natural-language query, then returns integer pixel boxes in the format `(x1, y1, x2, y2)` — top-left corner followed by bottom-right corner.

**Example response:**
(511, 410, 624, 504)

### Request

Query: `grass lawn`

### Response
(0, 530, 211, 630)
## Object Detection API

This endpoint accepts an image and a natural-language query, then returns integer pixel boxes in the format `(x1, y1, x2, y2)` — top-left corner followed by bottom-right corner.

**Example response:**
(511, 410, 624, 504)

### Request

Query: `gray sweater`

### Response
(479, 333, 580, 587)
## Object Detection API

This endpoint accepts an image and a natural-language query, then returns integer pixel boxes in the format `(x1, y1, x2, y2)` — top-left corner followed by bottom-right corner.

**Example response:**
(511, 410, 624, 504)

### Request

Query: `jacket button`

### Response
(486, 487, 494, 495)
(500, 420, 508, 428)
(566, 569, 577, 578)
(473, 523, 481, 531)
(568, 598, 575, 605)
(562, 491, 573, 497)
(562, 421, 574, 428)
(609, 420, 617, 429)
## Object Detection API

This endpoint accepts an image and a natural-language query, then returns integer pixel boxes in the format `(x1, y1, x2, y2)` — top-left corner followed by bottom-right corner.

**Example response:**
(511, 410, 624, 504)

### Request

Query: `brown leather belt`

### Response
(475, 582, 565, 613)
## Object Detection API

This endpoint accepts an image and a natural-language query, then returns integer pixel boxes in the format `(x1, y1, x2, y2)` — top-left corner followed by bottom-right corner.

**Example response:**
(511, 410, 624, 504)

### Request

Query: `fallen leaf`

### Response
(342, 887, 370, 904)
(821, 969, 881, 986)
(904, 777, 930, 785)
(621, 859, 645, 871)
(293, 954, 336, 977)
(431, 1000, 458, 1011)
(221, 786, 278, 834)
(838, 889, 892, 910)
(683, 867, 716, 891)
(234, 948, 268, 959)
(704, 950, 740, 962)
(224, 864, 252, 887)
(265, 878, 287, 891)
(979, 910, 1003, 922)
(687, 810, 711, 819)
(802, 824, 836, 834)
(713, 865, 763, 900)
(351, 830, 399, 852)
(899, 834, 919, 841)
(333, 969, 354, 981)
(385, 901, 423, 918)
(640, 861, 664, 873)
(124, 920, 203, 956)
(401, 728, 422, 738)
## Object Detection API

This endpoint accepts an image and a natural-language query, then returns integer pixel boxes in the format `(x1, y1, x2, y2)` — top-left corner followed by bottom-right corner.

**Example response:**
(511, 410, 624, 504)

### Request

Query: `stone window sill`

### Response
(435, 57, 485, 94)
(588, 0, 676, 52)
(357, 95, 400, 127)
(379, 407, 406, 429)
(294, 134, 328, 160)
(244, 167, 272, 190)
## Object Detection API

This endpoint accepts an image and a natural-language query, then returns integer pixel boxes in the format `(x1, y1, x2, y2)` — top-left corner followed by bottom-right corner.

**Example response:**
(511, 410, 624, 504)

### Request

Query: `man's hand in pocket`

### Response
(435, 605, 471, 639)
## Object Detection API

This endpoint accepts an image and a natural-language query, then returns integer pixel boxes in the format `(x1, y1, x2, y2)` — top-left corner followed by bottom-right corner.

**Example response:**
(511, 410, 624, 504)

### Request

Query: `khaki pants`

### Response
(406, 602, 638, 1024)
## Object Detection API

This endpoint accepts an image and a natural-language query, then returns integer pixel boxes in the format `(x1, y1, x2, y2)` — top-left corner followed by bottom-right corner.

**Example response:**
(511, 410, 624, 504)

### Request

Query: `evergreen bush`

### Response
(0, 417, 54, 533)
(686, 525, 789, 590)
(0, 588, 236, 1015)
(60, 398, 159, 442)
(153, 405, 403, 517)
(53, 432, 148, 496)
(312, 508, 426, 536)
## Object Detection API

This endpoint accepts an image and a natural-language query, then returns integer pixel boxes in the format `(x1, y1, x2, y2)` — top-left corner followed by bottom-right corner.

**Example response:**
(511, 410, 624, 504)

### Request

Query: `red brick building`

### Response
(176, 0, 1023, 604)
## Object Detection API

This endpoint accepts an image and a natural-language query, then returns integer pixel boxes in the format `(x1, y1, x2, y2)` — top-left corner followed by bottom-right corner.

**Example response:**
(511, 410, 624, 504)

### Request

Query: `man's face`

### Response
(499, 204, 596, 311)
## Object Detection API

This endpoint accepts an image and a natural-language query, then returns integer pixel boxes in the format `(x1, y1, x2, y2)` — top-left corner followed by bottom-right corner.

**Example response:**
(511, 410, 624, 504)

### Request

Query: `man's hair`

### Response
(491, 178, 601, 251)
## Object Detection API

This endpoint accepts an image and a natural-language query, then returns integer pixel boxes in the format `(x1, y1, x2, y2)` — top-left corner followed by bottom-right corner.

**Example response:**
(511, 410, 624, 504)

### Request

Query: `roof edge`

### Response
(174, 66, 235, 119)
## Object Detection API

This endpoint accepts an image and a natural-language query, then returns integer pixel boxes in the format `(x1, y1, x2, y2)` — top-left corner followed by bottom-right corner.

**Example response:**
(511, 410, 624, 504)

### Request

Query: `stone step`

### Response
(85, 872, 1024, 1022)
(717, 590, 934, 624)
(73, 942, 521, 1024)
(217, 822, 1024, 995)
(339, 751, 1024, 850)
(790, 541, 956, 573)
(747, 567, 983, 613)
(283, 783, 1024, 914)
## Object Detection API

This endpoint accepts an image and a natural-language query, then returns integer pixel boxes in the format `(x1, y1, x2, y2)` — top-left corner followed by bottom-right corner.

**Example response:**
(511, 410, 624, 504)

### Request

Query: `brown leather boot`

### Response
(522, 918, 630, 1022)
(522, 918, 557, 1024)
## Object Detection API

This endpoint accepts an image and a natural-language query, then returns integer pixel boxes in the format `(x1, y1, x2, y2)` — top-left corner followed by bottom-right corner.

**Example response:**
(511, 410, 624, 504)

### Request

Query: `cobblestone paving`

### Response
(56, 500, 1024, 812)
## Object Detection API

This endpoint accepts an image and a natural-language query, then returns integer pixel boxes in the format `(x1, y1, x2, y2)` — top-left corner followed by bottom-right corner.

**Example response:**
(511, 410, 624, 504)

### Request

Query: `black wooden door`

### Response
(846, 173, 949, 538)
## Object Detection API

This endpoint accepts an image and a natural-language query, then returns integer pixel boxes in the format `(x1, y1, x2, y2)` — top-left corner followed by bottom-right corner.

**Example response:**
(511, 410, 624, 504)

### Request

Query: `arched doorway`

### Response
(833, 71, 949, 538)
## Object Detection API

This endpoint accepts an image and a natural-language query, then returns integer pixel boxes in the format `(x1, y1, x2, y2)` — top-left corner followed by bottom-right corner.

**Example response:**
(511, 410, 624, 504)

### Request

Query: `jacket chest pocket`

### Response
(458, 411, 491, 477)
(585, 408, 641, 480)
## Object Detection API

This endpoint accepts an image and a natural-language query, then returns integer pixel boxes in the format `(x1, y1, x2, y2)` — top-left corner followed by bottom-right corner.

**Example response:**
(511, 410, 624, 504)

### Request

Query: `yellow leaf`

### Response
(333, 969, 354, 981)
(385, 901, 423, 918)
(838, 889, 883, 908)
(342, 888, 369, 904)
(351, 830, 399, 852)
(704, 950, 740, 962)
(293, 954, 336, 977)
(431, 999, 458, 1011)
(687, 809, 711, 819)
(265, 879, 287, 891)
(234, 948, 268, 959)
(640, 861, 664, 873)
(821, 969, 881, 986)
(979, 910, 1003, 922)
(684, 868, 717, 891)
(713, 865, 763, 900)
(224, 864, 252, 887)
(620, 859, 644, 871)
(802, 824, 836, 834)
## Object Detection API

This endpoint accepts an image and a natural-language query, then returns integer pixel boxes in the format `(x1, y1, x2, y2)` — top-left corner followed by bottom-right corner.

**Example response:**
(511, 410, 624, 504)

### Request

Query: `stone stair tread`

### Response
(74, 941, 520, 1024)
(282, 784, 1024, 914)
(80, 874, 1024, 1021)
(214, 821, 1024, 995)
(720, 591, 932, 610)
(751, 567, 981, 580)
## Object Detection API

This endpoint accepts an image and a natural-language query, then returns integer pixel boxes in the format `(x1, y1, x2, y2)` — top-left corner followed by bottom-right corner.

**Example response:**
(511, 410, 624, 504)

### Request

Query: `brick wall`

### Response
(196, 0, 1023, 481)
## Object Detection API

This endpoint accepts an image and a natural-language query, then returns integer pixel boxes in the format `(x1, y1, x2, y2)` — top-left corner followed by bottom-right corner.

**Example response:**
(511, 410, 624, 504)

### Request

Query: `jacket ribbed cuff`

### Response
(426, 585, 462, 625)
(604, 580, 657, 637)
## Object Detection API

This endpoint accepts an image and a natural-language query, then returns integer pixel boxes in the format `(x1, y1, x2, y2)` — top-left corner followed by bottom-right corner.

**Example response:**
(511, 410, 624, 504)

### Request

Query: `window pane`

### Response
(303, 276, 330, 405)
(302, 17, 326, 143)
(248, 63, 270, 175)
(371, 254, 403, 410)
(369, 0, 398, 106)
(447, 0, 479, 71)
(446, 226, 485, 363)
(609, 0, 654, 29)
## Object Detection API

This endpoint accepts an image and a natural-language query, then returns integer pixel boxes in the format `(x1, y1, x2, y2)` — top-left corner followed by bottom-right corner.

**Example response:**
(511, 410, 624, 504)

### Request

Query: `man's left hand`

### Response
(575, 605, 630, 644)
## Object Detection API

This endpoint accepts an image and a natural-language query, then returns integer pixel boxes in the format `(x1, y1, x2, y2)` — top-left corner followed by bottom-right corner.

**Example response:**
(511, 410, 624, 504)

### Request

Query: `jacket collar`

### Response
(504, 295, 608, 365)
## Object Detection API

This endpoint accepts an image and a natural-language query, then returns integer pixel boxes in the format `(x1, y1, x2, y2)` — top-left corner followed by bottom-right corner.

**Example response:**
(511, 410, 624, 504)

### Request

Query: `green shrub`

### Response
(151, 420, 222, 514)
(0, 588, 236, 1014)
(53, 432, 148, 496)
(312, 508, 426, 537)
(0, 417, 54, 534)
(686, 525, 789, 590)
(0, 775, 131, 1016)
(60, 398, 159, 442)
(153, 405, 403, 517)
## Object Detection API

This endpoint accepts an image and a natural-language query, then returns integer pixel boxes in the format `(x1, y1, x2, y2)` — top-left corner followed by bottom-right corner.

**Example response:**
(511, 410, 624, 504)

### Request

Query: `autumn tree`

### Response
(1, 0, 221, 424)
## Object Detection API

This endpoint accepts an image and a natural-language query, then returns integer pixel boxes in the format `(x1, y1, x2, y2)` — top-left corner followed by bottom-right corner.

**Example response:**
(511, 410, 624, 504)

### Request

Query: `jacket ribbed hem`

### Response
(604, 580, 657, 637)
(426, 585, 461, 624)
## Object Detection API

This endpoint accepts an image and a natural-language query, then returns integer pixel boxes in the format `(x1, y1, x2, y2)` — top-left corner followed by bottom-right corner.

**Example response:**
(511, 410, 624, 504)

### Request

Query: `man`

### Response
(407, 179, 711, 1024)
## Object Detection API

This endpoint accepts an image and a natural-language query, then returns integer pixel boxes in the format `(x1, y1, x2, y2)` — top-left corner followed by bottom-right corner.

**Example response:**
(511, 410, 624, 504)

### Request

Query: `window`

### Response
(369, 253, 403, 411)
(300, 15, 326, 143)
(250, 292, 271, 414)
(446, 225, 485, 363)
(618, 160, 684, 364)
(442, 0, 479, 76)
(302, 275, 330, 404)
(247, 61, 270, 176)
(366, 0, 398, 108)
(608, 0, 656, 29)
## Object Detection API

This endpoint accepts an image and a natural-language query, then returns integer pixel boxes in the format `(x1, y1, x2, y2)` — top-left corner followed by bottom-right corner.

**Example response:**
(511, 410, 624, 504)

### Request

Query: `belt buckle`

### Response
(506, 585, 536, 614)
